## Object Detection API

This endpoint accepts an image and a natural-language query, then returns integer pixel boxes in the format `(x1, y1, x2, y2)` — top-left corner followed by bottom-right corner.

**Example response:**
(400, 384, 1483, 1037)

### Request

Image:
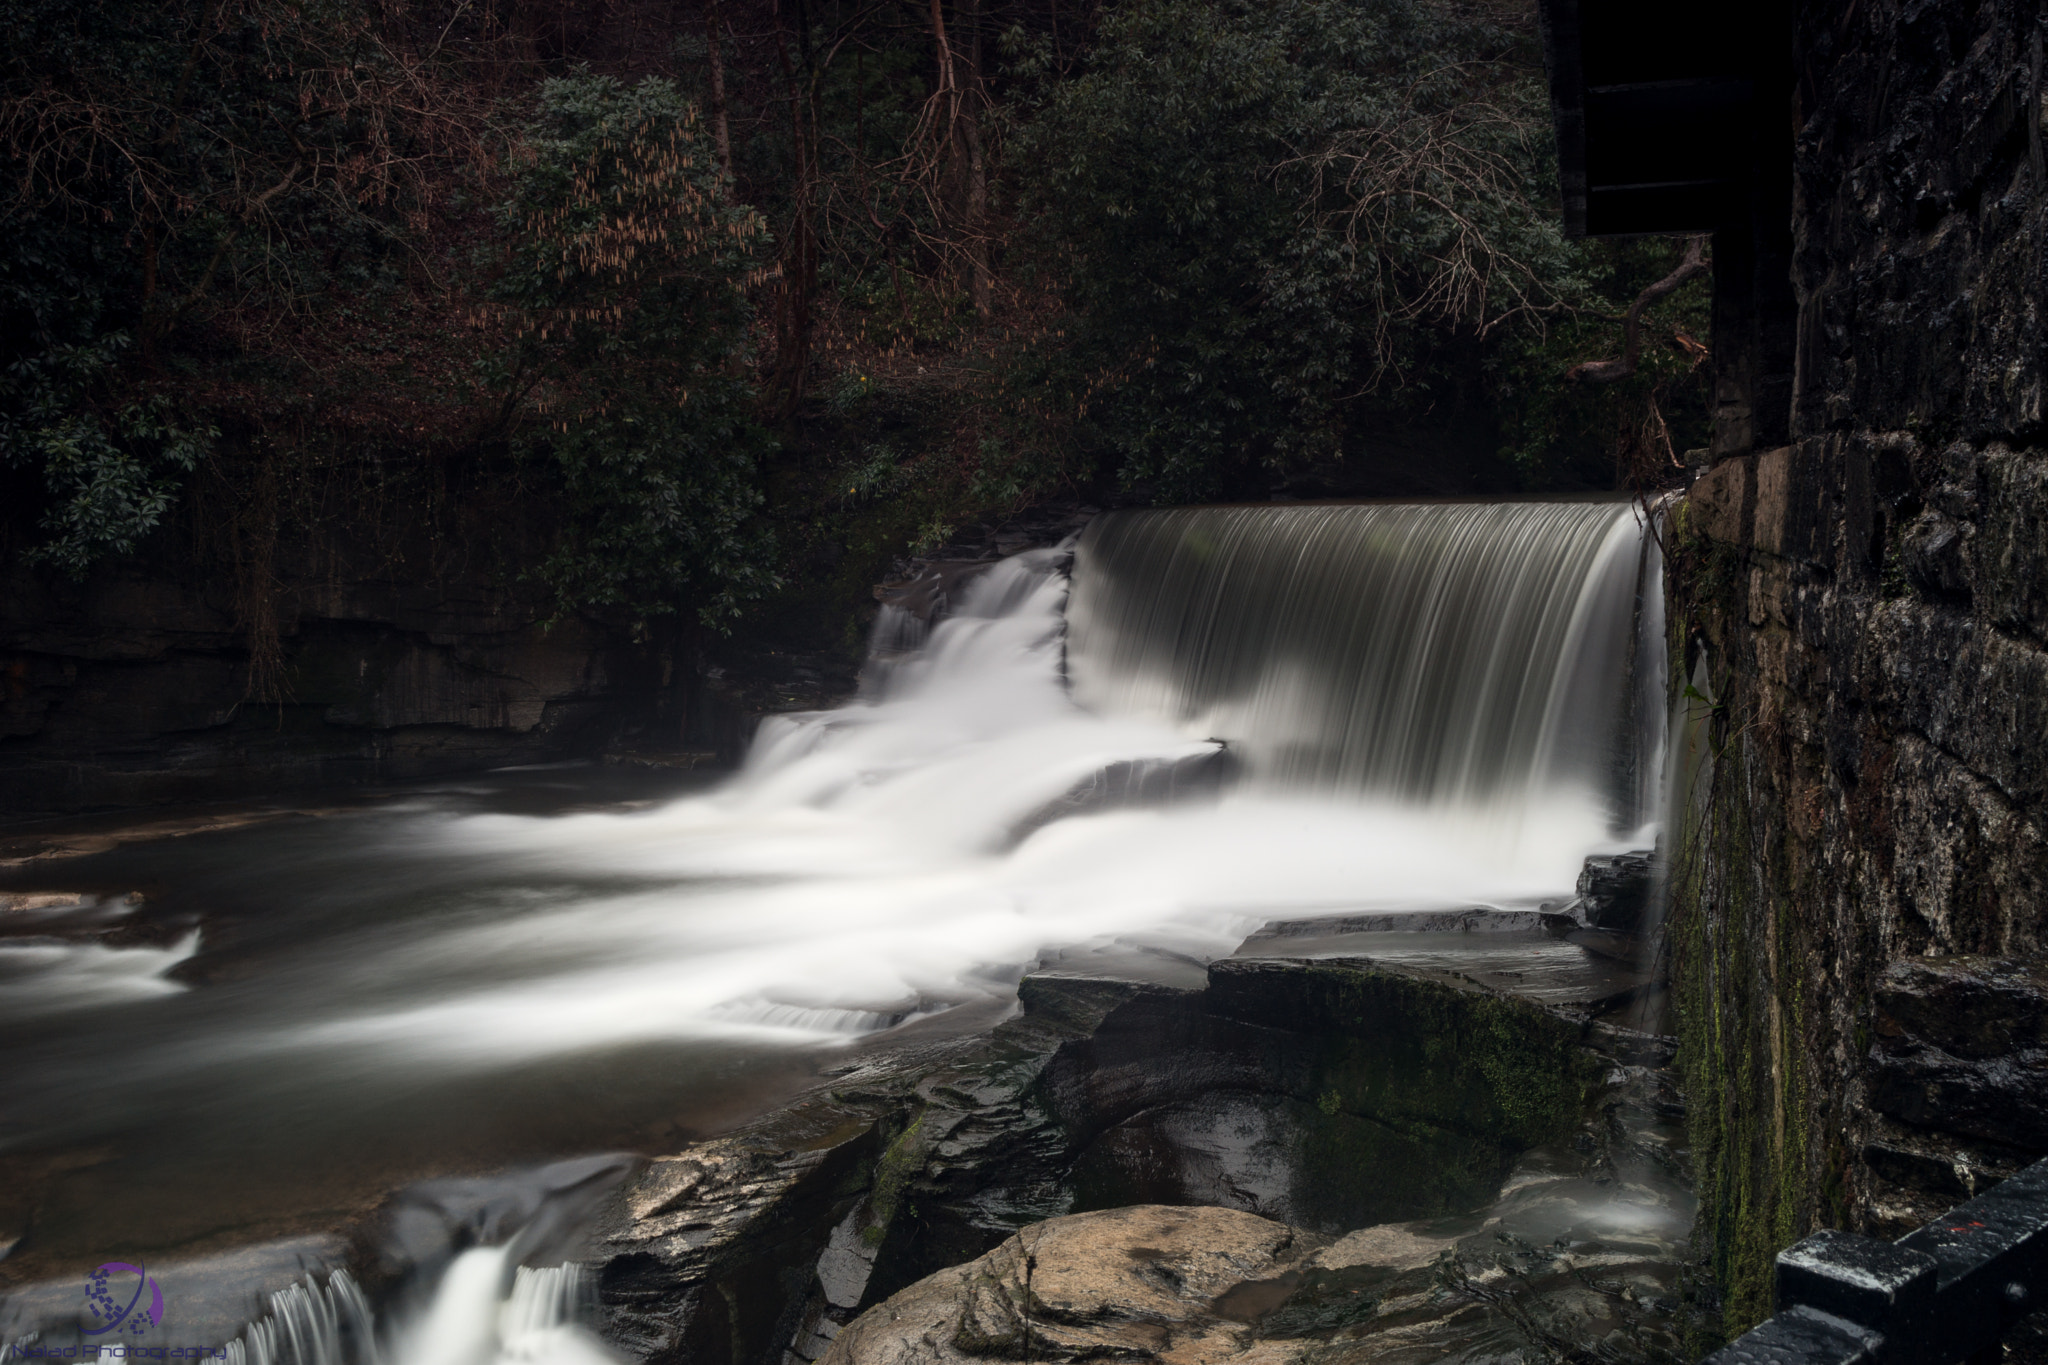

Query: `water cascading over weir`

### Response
(1061, 499, 1664, 836)
(0, 498, 1682, 1365)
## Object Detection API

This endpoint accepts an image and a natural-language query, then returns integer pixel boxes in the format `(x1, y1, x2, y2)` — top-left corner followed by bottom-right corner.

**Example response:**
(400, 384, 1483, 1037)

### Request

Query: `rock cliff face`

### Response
(1664, 0, 2048, 1336)
(0, 559, 646, 816)
(0, 497, 1107, 818)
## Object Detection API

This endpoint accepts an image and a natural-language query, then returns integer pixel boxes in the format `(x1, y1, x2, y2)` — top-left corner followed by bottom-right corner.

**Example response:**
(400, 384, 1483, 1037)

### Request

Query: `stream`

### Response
(2, 503, 1671, 1363)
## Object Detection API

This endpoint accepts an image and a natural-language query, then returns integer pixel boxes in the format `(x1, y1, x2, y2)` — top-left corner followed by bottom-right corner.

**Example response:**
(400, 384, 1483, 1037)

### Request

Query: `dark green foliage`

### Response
(490, 73, 780, 627)
(0, 0, 467, 569)
(0, 0, 1707, 637)
(1, 6, 788, 625)
(0, 216, 213, 572)
(1492, 235, 1713, 488)
(1015, 0, 1575, 501)
(0, 337, 213, 574)
(1, 0, 429, 343)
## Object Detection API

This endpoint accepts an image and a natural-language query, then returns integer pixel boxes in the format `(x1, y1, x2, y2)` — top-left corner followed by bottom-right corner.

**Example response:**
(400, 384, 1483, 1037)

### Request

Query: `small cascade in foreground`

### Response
(223, 1271, 377, 1365)
(1067, 500, 1663, 832)
(219, 1259, 608, 1365)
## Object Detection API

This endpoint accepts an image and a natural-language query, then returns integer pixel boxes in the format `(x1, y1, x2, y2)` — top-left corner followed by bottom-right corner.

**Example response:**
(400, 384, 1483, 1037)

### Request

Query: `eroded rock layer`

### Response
(591, 935, 1692, 1365)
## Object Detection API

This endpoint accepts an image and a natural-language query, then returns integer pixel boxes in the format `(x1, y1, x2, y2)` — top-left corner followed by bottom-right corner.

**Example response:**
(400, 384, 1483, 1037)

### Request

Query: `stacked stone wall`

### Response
(1668, 0, 2048, 1337)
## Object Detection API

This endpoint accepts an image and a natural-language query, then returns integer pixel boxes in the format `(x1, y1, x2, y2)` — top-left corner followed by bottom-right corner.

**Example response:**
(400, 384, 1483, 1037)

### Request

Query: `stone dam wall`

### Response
(1665, 0, 2048, 1336)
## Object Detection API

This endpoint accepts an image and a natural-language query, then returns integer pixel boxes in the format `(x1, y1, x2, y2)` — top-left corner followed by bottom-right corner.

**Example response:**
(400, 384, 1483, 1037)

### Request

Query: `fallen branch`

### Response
(1568, 234, 1709, 382)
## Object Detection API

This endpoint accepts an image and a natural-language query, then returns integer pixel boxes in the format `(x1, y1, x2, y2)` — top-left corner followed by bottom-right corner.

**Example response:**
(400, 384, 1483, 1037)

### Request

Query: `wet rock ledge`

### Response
(592, 936, 1692, 1365)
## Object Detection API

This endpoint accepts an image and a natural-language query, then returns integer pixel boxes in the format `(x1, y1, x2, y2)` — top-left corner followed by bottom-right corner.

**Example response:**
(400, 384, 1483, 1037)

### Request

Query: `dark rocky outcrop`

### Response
(1044, 957, 1598, 1232)
(590, 978, 1146, 1365)
(0, 496, 1097, 818)
(1857, 956, 2048, 1233)
(0, 562, 649, 817)
(591, 931, 1691, 1365)
(1573, 852, 1654, 934)
(1006, 745, 1238, 845)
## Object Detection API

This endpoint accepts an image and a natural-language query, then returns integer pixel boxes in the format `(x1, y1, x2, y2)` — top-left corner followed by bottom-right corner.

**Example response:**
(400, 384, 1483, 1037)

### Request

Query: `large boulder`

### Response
(817, 1204, 1332, 1365)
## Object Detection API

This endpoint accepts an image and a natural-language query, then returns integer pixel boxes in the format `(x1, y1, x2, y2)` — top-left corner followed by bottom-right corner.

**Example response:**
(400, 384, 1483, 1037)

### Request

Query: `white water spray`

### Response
(219, 1259, 610, 1365)
(223, 1270, 377, 1365)
(0, 503, 1661, 1136)
(0, 500, 1666, 1360)
(281, 515, 1657, 1062)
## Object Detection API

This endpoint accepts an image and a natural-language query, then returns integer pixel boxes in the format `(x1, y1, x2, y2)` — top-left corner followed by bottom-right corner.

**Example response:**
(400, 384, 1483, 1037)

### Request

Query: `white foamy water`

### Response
(0, 506, 1657, 1173)
(242, 529, 1648, 1064)
(224, 1268, 377, 1365)
(0, 930, 198, 1019)
(390, 1254, 612, 1365)
(0, 502, 1663, 1345)
(1068, 502, 1661, 817)
(215, 1256, 610, 1365)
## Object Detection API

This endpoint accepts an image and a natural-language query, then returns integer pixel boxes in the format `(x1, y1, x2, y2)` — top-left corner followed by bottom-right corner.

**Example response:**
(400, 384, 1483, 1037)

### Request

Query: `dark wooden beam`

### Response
(1536, 0, 1774, 238)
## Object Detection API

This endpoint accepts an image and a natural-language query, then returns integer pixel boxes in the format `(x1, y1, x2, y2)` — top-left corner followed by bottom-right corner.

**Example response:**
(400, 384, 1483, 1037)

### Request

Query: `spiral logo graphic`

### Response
(84, 1263, 163, 1337)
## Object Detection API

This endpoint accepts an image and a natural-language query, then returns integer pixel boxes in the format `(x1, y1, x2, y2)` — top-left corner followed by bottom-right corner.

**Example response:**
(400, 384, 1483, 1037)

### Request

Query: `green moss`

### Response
(862, 1110, 928, 1246)
(1665, 555, 1825, 1349)
(1881, 532, 1912, 600)
(1214, 960, 1598, 1152)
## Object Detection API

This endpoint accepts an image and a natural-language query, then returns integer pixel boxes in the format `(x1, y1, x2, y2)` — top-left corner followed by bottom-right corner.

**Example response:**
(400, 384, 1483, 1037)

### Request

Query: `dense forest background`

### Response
(0, 0, 1709, 665)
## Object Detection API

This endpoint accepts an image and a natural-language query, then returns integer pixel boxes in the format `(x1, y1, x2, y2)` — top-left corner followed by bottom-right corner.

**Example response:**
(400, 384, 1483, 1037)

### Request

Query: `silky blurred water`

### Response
(0, 506, 1660, 1322)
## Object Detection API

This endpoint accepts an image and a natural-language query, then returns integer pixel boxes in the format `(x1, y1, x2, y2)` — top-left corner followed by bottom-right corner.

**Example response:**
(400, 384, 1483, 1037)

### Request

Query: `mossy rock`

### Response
(1207, 957, 1598, 1152)
(1050, 957, 1603, 1231)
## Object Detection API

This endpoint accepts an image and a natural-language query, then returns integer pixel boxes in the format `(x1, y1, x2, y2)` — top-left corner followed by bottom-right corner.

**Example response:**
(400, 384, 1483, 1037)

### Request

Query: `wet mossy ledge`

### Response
(591, 947, 1673, 1365)
(1046, 957, 1605, 1231)
(1208, 957, 1596, 1151)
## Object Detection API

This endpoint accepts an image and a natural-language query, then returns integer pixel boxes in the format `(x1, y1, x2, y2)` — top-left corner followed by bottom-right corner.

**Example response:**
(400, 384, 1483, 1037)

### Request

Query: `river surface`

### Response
(0, 510, 1663, 1359)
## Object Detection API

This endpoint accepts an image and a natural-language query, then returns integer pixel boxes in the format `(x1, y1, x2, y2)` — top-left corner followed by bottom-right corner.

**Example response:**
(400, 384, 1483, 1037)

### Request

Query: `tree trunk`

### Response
(706, 0, 733, 182)
(1568, 236, 1710, 383)
(962, 0, 990, 318)
(772, 5, 816, 408)
(928, 0, 970, 300)
(927, 0, 958, 103)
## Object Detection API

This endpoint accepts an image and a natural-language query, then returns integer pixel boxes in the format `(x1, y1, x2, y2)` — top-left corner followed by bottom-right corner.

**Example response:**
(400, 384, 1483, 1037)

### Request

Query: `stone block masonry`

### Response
(1659, 0, 2048, 1343)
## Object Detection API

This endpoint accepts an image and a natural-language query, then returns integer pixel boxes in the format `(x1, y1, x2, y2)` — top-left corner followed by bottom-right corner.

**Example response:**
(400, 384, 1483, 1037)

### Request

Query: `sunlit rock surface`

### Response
(820, 1194, 1687, 1365)
(818, 1204, 1318, 1365)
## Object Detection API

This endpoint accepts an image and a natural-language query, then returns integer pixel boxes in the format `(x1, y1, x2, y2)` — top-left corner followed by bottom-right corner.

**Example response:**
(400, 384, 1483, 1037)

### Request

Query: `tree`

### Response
(490, 72, 780, 628)
(1490, 234, 1712, 490)
(1015, 0, 1576, 502)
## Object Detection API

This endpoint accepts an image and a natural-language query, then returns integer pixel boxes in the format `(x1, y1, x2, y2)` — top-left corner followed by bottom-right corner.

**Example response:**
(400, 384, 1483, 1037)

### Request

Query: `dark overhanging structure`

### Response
(1536, 0, 1797, 463)
(1539, 0, 1770, 236)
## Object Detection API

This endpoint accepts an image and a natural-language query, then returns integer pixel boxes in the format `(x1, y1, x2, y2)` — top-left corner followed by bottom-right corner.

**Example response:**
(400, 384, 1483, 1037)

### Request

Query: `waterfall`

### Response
(223, 1271, 377, 1365)
(0, 501, 1669, 1277)
(216, 1260, 609, 1365)
(1067, 500, 1661, 831)
(0, 498, 1674, 1365)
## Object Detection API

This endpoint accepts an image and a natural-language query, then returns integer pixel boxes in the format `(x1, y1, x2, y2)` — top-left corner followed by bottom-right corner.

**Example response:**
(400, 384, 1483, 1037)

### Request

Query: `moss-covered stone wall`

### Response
(1665, 0, 2048, 1339)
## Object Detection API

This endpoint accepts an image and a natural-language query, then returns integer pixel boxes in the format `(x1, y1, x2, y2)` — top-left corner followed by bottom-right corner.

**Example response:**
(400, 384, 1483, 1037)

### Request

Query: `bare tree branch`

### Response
(1281, 59, 1570, 383)
(1567, 234, 1710, 382)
